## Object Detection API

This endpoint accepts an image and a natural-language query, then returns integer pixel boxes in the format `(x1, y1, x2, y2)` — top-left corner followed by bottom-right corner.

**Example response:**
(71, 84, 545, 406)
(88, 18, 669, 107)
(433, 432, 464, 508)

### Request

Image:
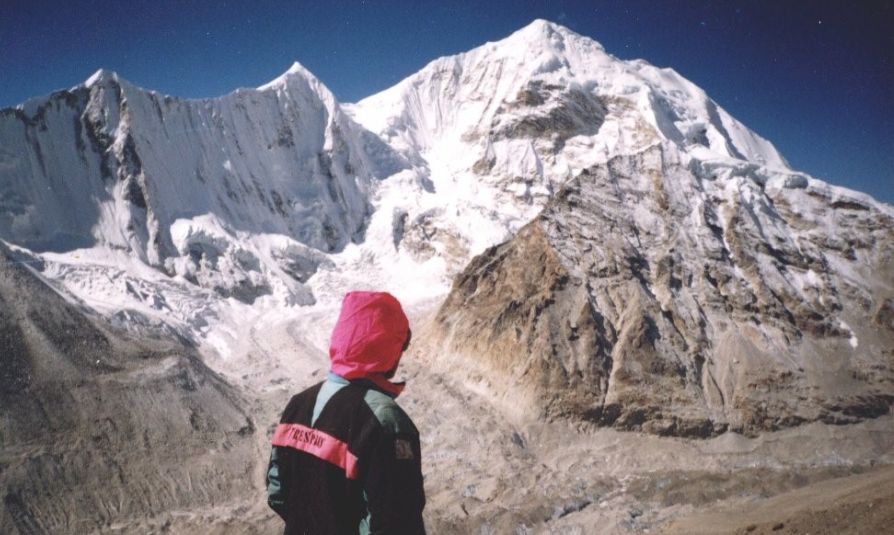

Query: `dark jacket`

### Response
(267, 291, 424, 534)
(266, 373, 425, 535)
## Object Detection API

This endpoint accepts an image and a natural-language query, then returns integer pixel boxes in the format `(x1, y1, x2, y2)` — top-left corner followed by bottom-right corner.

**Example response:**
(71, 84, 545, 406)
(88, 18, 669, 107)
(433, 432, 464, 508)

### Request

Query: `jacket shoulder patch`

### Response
(394, 439, 414, 460)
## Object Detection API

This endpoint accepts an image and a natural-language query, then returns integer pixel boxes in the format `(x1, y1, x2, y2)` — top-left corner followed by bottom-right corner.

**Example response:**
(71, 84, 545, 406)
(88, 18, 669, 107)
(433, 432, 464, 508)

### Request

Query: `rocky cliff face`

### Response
(434, 145, 894, 437)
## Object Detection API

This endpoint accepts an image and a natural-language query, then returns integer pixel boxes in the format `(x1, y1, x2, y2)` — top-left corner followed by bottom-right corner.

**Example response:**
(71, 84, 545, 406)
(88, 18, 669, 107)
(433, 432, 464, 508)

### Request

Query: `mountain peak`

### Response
(285, 60, 313, 77)
(519, 18, 569, 36)
(256, 61, 337, 104)
(504, 18, 603, 53)
(84, 68, 120, 88)
(258, 61, 317, 87)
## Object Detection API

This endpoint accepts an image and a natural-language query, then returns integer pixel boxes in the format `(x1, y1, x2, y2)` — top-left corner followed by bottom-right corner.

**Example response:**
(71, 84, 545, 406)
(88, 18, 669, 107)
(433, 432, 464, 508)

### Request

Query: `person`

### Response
(266, 291, 426, 534)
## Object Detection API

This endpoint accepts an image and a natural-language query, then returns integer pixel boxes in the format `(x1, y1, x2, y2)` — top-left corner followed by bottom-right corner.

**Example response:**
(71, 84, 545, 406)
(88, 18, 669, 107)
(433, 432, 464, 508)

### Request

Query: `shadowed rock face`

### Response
(434, 145, 894, 437)
(0, 243, 257, 534)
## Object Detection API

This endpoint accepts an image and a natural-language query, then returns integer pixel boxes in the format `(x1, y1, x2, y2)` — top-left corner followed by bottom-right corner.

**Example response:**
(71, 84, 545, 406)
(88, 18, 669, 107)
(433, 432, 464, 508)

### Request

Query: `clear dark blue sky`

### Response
(2, 0, 891, 203)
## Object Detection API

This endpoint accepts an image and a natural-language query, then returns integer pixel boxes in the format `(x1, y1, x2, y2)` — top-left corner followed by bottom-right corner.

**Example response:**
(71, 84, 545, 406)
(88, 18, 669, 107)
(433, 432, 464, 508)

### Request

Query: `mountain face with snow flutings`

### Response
(0, 63, 405, 303)
(346, 20, 804, 274)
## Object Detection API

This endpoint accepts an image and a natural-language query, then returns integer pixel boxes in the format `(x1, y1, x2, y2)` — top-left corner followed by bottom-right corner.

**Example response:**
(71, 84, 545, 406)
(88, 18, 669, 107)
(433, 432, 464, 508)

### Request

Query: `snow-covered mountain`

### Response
(345, 19, 793, 270)
(0, 62, 405, 309)
(352, 19, 787, 167)
(1, 19, 891, 418)
(350, 20, 891, 436)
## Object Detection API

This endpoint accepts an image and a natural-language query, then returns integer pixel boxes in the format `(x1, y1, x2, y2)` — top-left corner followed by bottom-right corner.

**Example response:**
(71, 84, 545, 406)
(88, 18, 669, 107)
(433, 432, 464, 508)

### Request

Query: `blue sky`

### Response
(2, 0, 891, 203)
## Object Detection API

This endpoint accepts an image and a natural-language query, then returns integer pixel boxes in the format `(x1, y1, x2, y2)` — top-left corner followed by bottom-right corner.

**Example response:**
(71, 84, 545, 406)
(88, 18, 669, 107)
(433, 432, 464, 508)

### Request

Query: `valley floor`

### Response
(96, 299, 894, 535)
(657, 463, 894, 535)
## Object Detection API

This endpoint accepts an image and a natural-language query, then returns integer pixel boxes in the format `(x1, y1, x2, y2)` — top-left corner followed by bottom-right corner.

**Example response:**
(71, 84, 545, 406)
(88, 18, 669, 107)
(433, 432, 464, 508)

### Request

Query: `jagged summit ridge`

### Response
(0, 58, 409, 314)
(82, 61, 329, 100)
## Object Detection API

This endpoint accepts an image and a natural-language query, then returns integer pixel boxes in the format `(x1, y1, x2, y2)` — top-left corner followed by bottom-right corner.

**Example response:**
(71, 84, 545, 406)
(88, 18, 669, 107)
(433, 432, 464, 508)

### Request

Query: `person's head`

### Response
(328, 291, 411, 380)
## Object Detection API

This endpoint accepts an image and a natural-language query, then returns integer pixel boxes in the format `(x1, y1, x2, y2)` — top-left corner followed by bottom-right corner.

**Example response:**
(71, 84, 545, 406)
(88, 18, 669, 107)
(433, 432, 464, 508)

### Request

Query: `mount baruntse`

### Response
(1, 19, 891, 434)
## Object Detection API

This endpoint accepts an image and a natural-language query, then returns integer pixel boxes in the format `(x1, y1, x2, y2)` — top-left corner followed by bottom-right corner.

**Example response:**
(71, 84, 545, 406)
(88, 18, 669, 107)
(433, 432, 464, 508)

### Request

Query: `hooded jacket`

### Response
(266, 292, 426, 535)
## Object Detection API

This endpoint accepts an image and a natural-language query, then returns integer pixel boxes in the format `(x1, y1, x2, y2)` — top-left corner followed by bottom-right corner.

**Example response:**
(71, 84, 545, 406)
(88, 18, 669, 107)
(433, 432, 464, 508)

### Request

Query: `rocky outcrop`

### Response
(433, 146, 894, 437)
(490, 81, 607, 146)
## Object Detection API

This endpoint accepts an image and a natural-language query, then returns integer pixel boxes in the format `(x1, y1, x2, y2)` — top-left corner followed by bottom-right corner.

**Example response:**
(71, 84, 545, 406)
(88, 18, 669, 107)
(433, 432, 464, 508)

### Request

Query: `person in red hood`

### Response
(266, 291, 426, 534)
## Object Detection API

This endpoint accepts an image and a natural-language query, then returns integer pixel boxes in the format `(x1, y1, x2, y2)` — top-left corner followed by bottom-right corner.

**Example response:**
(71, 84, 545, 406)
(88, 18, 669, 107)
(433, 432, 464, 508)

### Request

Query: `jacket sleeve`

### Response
(364, 429, 426, 534)
(266, 445, 288, 519)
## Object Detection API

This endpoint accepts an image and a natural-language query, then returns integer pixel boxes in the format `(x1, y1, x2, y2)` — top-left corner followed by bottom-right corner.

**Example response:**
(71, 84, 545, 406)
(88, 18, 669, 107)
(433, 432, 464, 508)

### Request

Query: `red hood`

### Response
(329, 291, 410, 396)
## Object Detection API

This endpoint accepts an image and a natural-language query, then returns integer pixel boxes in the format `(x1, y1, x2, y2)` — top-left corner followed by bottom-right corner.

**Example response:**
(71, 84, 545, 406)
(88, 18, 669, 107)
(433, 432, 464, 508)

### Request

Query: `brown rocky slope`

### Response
(0, 242, 258, 534)
(432, 144, 894, 437)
